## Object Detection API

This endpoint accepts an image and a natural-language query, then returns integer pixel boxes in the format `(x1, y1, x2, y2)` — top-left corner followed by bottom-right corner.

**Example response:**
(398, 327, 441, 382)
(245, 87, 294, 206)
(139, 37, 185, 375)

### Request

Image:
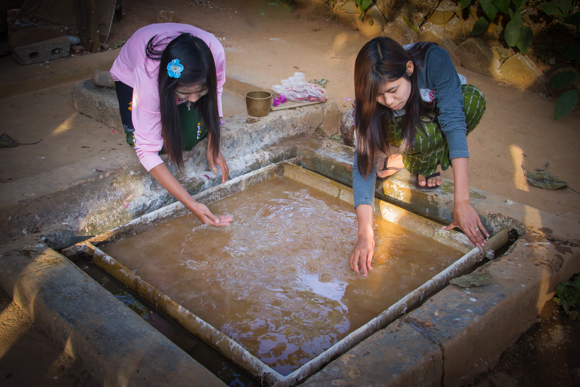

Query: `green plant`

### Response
(553, 275, 580, 315)
(464, 0, 534, 55)
(541, 1, 580, 59)
(459, 0, 580, 118)
(354, 0, 373, 13)
(550, 70, 579, 119)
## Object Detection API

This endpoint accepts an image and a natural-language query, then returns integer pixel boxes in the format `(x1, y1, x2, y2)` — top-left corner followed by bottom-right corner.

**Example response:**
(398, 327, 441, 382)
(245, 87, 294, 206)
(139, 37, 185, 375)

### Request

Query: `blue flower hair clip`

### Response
(167, 59, 184, 79)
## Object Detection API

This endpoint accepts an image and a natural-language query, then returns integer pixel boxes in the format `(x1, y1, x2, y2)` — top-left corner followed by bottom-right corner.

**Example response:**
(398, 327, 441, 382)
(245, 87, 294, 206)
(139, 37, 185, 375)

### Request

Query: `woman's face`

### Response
(376, 61, 414, 111)
(175, 82, 208, 104)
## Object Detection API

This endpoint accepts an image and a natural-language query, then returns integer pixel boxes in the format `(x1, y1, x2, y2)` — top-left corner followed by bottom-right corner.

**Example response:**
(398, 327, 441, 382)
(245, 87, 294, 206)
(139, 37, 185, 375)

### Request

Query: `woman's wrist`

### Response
(184, 197, 200, 212)
(356, 204, 374, 237)
(454, 194, 470, 206)
(358, 226, 374, 238)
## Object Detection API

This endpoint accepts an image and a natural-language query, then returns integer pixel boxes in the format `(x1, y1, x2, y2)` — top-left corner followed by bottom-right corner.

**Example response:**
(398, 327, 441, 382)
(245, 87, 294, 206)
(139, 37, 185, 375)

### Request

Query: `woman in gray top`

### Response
(350, 37, 489, 275)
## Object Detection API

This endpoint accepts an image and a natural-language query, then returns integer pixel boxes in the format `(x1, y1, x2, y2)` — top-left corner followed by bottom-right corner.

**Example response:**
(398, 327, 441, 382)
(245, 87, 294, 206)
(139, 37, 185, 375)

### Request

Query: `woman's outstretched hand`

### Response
(350, 232, 375, 276)
(191, 202, 233, 227)
(207, 148, 229, 184)
(443, 201, 489, 247)
(350, 204, 375, 276)
(149, 163, 232, 228)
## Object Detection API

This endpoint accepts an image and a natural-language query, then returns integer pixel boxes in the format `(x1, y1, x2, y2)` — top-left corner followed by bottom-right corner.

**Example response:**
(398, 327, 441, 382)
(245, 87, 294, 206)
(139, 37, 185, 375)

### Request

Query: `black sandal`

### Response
(414, 172, 441, 190)
(376, 158, 404, 182)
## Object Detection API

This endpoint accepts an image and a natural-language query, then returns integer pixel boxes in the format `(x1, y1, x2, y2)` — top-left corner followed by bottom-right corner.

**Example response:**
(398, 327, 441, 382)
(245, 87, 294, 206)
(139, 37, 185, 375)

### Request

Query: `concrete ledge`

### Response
(301, 321, 443, 386)
(302, 232, 580, 387)
(0, 107, 331, 246)
(381, 170, 580, 243)
(0, 240, 225, 387)
(72, 79, 123, 129)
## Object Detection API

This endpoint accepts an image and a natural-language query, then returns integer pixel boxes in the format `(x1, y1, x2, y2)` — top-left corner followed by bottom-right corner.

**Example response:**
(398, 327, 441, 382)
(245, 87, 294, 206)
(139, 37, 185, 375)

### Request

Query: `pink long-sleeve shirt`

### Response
(110, 23, 225, 172)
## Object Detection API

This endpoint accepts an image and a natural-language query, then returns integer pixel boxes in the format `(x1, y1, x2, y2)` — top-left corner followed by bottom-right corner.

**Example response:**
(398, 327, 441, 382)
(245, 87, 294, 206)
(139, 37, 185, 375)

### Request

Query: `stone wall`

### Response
(331, 0, 553, 94)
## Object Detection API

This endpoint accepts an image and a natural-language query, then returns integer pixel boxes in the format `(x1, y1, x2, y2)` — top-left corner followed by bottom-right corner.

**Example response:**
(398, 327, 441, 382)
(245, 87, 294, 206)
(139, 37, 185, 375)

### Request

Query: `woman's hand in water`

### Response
(350, 231, 375, 276)
(191, 202, 233, 227)
(207, 149, 229, 184)
(148, 163, 231, 227)
(443, 200, 489, 247)
(350, 204, 375, 276)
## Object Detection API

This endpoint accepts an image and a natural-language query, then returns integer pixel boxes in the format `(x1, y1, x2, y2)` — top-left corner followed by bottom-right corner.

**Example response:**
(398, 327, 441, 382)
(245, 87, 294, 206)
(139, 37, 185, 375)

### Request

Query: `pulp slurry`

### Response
(104, 176, 463, 375)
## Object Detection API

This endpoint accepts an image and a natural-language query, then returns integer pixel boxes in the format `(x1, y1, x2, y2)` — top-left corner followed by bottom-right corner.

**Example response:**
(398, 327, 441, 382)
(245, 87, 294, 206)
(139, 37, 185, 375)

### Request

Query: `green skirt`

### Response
(124, 102, 207, 152)
(386, 84, 486, 177)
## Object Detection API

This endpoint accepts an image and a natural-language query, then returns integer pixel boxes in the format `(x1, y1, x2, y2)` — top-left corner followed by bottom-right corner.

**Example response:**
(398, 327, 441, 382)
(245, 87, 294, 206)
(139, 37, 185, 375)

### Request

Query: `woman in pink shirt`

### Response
(111, 23, 231, 227)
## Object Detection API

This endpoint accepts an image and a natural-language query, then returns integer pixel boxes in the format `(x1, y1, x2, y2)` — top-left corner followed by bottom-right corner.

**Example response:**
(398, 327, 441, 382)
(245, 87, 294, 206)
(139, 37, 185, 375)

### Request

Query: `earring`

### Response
(407, 70, 412, 76)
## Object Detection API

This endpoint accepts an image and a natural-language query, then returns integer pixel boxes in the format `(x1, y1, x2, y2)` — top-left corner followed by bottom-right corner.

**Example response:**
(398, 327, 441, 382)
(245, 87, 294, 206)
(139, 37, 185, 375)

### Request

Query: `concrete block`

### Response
(498, 53, 549, 93)
(12, 35, 70, 65)
(333, 1, 360, 31)
(318, 101, 341, 137)
(339, 107, 355, 147)
(416, 25, 461, 67)
(455, 38, 501, 79)
(0, 242, 226, 387)
(301, 322, 443, 386)
(404, 233, 580, 386)
(72, 79, 123, 130)
(92, 69, 115, 88)
(382, 13, 418, 46)
(380, 169, 580, 243)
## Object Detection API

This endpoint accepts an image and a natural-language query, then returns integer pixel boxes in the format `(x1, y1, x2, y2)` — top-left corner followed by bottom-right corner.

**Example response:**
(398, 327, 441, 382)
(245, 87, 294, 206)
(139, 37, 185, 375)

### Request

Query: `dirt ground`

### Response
(1, 0, 579, 386)
(470, 299, 580, 387)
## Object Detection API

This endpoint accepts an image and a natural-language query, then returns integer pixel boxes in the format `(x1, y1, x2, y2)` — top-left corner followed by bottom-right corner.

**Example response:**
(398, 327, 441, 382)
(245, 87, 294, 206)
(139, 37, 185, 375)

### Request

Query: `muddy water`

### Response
(104, 177, 463, 375)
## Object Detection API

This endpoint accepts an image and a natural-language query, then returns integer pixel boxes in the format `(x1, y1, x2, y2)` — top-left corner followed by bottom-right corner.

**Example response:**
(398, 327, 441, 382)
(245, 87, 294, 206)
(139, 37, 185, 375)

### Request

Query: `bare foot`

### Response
(417, 172, 442, 188)
(377, 153, 404, 180)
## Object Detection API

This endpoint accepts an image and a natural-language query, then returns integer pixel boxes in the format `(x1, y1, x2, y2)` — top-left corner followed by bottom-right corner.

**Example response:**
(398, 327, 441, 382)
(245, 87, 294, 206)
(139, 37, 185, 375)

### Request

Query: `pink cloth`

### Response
(110, 23, 225, 172)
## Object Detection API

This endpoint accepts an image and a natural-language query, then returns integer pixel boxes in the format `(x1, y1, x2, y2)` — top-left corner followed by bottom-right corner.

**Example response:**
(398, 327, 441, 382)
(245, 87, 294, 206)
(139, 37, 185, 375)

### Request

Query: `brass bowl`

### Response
(245, 91, 272, 117)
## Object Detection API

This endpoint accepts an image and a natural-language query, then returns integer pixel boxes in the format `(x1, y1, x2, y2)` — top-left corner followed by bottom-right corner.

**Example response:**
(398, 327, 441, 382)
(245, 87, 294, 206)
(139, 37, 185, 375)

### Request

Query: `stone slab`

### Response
(455, 38, 500, 80)
(416, 25, 461, 67)
(72, 79, 123, 129)
(302, 322, 443, 386)
(498, 53, 549, 93)
(0, 240, 226, 387)
(380, 169, 580, 243)
(403, 233, 580, 387)
(12, 35, 71, 65)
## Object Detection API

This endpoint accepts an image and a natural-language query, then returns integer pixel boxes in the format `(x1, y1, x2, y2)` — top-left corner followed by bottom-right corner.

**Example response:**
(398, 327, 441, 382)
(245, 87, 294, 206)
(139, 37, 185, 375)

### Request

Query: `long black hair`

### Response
(146, 33, 220, 169)
(354, 37, 436, 177)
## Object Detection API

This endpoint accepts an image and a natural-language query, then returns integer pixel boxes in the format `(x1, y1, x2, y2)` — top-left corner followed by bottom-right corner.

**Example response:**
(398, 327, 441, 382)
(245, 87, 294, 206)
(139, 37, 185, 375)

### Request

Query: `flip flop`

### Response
(376, 158, 404, 182)
(415, 172, 441, 190)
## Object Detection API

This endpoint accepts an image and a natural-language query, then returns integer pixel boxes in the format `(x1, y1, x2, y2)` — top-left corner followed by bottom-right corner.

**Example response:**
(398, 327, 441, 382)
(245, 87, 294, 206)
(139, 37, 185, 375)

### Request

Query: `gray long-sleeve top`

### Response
(352, 44, 467, 209)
